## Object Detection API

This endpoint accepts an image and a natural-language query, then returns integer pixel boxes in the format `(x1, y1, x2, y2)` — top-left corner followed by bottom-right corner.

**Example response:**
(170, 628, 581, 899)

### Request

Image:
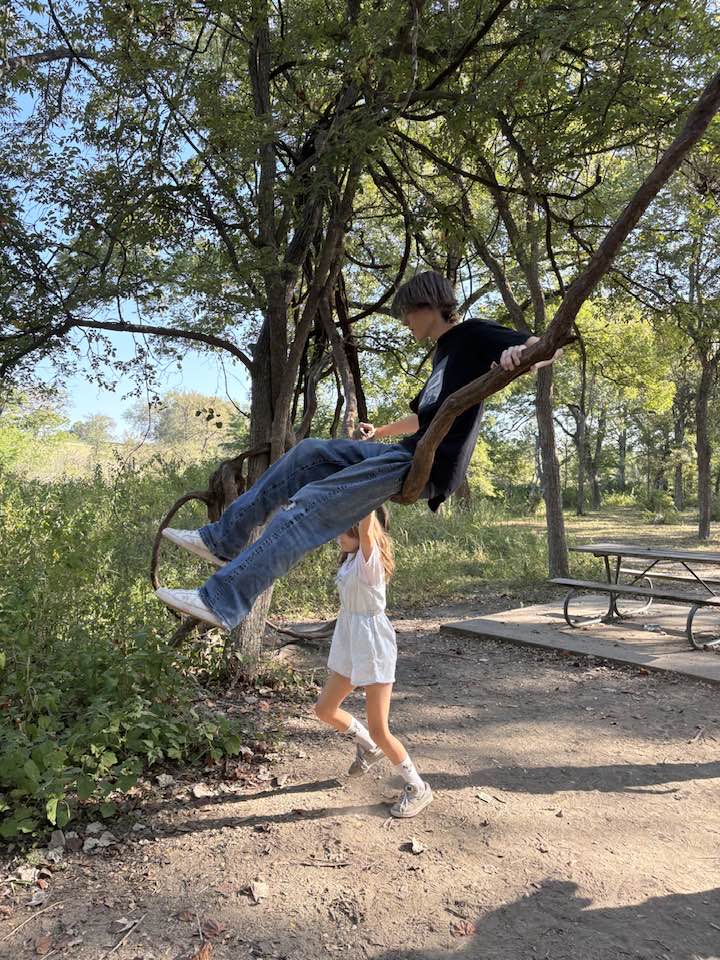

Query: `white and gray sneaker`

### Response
(155, 587, 227, 630)
(162, 528, 225, 567)
(390, 781, 433, 818)
(347, 744, 385, 778)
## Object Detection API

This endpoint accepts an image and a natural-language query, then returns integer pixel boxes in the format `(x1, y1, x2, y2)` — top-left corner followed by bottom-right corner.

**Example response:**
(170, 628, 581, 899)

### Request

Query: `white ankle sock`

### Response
(343, 716, 377, 752)
(393, 754, 424, 792)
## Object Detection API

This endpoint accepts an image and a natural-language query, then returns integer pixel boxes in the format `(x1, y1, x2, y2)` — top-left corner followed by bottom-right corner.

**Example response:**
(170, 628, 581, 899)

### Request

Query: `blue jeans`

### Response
(198, 438, 416, 630)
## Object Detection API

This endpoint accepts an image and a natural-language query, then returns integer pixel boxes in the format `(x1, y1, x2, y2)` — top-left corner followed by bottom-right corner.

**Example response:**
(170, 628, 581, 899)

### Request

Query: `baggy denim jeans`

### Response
(197, 438, 416, 630)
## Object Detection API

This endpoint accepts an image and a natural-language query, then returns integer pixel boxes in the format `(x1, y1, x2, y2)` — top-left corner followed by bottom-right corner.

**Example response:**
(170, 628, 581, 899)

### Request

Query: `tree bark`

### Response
(673, 403, 686, 510)
(221, 325, 276, 677)
(696, 359, 715, 540)
(536, 367, 569, 577)
(588, 405, 606, 510)
(617, 409, 627, 492)
(574, 412, 586, 516)
(453, 477, 472, 511)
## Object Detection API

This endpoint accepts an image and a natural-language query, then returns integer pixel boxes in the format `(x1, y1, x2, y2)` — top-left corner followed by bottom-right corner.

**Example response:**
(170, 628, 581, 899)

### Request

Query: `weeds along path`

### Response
(1, 600, 719, 960)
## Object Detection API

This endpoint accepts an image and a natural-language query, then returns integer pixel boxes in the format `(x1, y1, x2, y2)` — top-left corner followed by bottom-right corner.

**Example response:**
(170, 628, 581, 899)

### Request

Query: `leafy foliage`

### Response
(0, 459, 246, 838)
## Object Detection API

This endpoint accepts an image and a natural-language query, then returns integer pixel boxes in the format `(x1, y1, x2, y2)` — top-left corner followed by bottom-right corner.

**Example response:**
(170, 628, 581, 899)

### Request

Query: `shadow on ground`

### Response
(433, 760, 720, 795)
(374, 880, 720, 960)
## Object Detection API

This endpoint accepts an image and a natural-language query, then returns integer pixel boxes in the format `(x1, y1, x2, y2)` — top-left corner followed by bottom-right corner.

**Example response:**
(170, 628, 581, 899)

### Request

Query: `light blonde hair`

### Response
(339, 510, 395, 581)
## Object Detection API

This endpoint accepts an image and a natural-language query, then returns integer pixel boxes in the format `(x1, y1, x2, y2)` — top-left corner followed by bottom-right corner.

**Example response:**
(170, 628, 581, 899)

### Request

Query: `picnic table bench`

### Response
(550, 542, 720, 651)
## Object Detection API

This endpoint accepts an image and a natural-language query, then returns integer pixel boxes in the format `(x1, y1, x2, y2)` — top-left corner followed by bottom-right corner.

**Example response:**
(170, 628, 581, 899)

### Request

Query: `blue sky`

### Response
(40, 330, 250, 437)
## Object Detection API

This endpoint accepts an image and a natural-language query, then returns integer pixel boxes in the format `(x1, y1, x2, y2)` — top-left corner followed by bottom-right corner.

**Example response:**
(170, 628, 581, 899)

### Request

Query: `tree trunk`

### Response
(588, 405, 606, 510)
(453, 477, 472, 511)
(696, 360, 714, 540)
(536, 367, 569, 577)
(617, 413, 627, 492)
(222, 327, 277, 679)
(575, 415, 586, 516)
(673, 408, 685, 511)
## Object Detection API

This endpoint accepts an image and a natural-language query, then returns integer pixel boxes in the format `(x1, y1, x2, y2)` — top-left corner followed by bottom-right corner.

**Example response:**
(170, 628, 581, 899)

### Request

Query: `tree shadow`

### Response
(432, 760, 720, 795)
(373, 880, 720, 960)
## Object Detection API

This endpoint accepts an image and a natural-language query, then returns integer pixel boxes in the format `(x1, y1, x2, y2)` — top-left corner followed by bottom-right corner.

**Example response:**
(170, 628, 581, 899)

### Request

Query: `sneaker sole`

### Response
(162, 528, 225, 567)
(155, 588, 226, 630)
(390, 786, 434, 819)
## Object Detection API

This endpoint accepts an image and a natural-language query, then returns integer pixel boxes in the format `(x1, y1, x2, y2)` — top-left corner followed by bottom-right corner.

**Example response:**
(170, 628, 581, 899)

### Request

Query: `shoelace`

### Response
(398, 784, 417, 811)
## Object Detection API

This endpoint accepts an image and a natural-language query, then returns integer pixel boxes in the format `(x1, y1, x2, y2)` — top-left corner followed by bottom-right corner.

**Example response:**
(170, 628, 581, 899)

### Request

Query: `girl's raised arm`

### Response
(358, 513, 376, 562)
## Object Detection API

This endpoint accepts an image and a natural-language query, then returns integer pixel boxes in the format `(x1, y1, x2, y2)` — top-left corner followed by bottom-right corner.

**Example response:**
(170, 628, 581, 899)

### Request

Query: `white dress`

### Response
(327, 544, 397, 686)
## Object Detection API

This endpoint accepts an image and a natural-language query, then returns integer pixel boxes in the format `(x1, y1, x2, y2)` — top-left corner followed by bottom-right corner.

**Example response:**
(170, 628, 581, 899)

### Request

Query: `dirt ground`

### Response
(2, 600, 719, 960)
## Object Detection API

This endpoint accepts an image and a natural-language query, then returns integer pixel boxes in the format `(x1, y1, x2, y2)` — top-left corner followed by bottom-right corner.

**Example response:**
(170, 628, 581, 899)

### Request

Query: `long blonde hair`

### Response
(339, 510, 395, 581)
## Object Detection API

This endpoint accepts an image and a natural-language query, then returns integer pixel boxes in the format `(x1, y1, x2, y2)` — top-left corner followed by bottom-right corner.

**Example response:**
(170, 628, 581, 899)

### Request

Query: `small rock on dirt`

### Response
(48, 830, 65, 850)
(249, 880, 269, 903)
(192, 783, 216, 799)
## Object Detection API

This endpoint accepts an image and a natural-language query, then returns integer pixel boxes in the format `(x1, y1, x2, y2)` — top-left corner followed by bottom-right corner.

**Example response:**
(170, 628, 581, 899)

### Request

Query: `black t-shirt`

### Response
(400, 318, 529, 511)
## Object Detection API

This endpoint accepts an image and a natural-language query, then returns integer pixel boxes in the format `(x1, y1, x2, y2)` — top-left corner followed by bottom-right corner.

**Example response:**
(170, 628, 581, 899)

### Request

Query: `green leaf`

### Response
(0, 809, 37, 837)
(223, 734, 241, 755)
(23, 758, 40, 784)
(45, 797, 58, 825)
(116, 773, 138, 791)
(99, 751, 118, 769)
(77, 774, 95, 801)
(56, 802, 71, 829)
(100, 802, 116, 818)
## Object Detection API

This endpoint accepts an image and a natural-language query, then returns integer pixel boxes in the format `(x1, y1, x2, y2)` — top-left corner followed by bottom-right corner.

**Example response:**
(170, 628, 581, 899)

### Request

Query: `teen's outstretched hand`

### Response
(496, 337, 563, 373)
(353, 422, 376, 440)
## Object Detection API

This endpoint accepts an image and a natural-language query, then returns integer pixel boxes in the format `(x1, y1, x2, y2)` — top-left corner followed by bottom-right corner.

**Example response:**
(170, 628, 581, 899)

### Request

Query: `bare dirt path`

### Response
(2, 600, 719, 960)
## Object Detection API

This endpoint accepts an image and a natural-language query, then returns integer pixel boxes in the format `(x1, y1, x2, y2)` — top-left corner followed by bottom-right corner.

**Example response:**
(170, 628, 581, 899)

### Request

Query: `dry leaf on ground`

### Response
(34, 933, 53, 956)
(200, 917, 226, 939)
(191, 944, 213, 960)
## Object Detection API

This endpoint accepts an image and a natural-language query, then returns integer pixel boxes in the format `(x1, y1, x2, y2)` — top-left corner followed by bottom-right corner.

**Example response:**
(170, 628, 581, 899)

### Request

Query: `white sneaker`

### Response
(155, 588, 227, 630)
(347, 744, 384, 778)
(162, 528, 225, 567)
(390, 781, 433, 818)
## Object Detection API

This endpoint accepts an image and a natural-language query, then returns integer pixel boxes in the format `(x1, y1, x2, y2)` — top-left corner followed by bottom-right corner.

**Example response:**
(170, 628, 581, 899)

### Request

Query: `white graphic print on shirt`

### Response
(418, 356, 448, 410)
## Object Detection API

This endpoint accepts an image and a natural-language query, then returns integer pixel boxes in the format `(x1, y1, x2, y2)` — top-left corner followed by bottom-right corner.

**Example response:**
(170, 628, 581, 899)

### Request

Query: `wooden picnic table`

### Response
(550, 542, 720, 651)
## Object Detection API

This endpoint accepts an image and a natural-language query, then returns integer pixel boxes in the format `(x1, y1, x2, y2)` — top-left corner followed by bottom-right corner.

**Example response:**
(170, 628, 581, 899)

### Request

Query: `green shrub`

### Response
(0, 459, 246, 839)
(603, 491, 637, 507)
(634, 488, 678, 524)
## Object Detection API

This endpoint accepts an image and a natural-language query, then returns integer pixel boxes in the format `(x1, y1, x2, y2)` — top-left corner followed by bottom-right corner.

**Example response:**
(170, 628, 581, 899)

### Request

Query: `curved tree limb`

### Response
(73, 318, 254, 370)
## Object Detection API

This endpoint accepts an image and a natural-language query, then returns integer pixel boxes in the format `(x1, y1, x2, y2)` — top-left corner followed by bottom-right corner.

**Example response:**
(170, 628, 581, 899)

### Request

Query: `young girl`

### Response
(313, 510, 433, 818)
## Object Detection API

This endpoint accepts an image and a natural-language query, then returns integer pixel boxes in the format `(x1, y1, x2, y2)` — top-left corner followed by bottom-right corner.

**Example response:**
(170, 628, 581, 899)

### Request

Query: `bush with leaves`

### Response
(0, 458, 247, 838)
